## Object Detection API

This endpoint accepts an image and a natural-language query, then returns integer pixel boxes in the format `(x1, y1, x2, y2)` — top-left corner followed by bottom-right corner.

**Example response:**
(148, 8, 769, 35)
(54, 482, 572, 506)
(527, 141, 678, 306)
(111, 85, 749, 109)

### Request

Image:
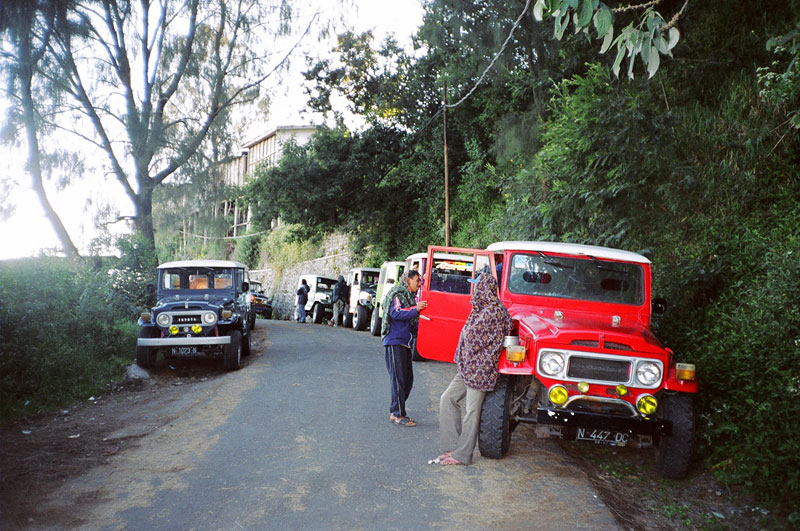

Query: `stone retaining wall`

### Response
(249, 233, 354, 320)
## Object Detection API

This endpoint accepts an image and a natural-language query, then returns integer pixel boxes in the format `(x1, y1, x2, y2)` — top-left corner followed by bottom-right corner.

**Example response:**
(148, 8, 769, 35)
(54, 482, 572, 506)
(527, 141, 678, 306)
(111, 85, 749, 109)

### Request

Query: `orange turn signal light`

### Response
(676, 363, 696, 381)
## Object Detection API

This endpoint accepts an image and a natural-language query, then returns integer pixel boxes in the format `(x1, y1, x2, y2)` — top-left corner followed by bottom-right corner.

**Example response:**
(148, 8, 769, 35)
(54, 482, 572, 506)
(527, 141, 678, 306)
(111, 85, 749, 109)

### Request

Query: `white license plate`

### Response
(576, 428, 630, 446)
(171, 346, 198, 356)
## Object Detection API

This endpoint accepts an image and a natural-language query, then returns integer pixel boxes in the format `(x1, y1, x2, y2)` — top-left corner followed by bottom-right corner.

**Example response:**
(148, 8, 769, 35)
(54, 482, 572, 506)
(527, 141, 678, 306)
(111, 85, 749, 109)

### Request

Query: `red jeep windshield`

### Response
(506, 253, 644, 305)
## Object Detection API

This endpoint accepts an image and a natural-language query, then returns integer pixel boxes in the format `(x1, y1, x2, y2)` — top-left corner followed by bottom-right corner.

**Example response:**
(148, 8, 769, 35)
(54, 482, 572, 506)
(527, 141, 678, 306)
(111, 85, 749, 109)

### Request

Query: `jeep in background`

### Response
(416, 242, 698, 479)
(137, 260, 253, 371)
(344, 267, 380, 330)
(370, 261, 406, 336)
(294, 274, 337, 323)
(249, 280, 273, 320)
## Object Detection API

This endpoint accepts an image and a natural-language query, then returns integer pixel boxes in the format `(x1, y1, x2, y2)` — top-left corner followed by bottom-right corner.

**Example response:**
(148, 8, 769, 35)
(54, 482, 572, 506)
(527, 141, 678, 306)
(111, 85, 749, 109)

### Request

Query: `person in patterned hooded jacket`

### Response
(433, 272, 512, 465)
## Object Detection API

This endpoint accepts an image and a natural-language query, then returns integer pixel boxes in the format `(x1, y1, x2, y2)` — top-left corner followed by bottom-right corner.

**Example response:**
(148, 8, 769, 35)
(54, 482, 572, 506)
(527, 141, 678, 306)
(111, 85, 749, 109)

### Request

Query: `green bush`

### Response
(0, 257, 137, 420)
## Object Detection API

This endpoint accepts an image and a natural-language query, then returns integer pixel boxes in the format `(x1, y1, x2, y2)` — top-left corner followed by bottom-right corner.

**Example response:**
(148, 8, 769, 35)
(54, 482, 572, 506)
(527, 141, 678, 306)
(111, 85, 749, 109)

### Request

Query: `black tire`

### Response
(250, 310, 256, 330)
(312, 303, 324, 324)
(343, 305, 353, 328)
(369, 306, 381, 336)
(656, 392, 695, 479)
(136, 327, 159, 368)
(224, 330, 242, 371)
(479, 375, 518, 459)
(354, 305, 369, 331)
(242, 329, 251, 357)
(265, 308, 272, 319)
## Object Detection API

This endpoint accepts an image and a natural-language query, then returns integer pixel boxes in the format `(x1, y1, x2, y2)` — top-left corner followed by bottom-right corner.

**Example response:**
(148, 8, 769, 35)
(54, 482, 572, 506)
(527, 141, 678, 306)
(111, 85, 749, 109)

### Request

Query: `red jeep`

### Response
(416, 242, 697, 478)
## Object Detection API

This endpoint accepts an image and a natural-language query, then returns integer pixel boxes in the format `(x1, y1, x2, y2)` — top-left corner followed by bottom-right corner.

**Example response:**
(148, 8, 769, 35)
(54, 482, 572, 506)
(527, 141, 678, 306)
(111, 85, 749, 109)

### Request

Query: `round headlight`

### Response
(156, 313, 171, 327)
(636, 361, 662, 386)
(539, 351, 565, 376)
(202, 311, 217, 325)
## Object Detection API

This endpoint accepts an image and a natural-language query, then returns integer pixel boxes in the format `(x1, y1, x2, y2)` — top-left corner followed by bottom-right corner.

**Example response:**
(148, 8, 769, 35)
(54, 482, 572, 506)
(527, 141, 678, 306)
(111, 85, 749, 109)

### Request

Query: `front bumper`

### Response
(137, 336, 231, 347)
(532, 407, 672, 437)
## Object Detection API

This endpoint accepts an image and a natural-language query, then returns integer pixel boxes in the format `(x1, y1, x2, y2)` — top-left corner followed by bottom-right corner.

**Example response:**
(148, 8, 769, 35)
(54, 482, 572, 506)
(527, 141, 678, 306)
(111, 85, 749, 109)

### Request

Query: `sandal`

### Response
(427, 451, 453, 465)
(393, 416, 416, 427)
(439, 456, 463, 466)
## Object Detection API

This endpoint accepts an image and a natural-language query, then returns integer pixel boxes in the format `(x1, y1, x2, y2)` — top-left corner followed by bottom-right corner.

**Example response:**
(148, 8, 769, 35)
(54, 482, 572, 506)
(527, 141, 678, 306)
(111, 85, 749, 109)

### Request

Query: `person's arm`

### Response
(388, 295, 418, 321)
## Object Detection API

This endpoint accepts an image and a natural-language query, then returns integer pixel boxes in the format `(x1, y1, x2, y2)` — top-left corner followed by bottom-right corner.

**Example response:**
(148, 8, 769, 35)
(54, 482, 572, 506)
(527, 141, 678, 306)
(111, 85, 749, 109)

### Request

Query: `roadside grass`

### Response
(562, 441, 790, 530)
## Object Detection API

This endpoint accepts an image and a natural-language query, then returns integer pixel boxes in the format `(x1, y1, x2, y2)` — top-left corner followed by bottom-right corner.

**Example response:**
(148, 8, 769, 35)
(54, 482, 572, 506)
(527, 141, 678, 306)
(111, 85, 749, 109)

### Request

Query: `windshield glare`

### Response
(161, 268, 234, 291)
(507, 253, 644, 305)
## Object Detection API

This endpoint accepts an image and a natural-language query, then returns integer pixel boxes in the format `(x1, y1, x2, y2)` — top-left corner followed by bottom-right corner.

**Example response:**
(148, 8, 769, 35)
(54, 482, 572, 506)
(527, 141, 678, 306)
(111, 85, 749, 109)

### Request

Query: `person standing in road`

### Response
(432, 273, 511, 464)
(296, 279, 309, 323)
(331, 275, 348, 326)
(381, 270, 428, 427)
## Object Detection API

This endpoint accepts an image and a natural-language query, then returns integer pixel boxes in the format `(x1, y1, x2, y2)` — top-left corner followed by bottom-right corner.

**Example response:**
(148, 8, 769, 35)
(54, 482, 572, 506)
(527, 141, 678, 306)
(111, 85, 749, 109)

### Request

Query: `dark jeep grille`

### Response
(172, 314, 202, 325)
(567, 356, 630, 382)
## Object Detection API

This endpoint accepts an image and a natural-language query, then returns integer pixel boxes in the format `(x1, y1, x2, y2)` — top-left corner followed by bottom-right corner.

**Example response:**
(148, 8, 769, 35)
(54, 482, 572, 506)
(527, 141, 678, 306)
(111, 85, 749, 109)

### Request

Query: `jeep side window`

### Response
(429, 259, 473, 295)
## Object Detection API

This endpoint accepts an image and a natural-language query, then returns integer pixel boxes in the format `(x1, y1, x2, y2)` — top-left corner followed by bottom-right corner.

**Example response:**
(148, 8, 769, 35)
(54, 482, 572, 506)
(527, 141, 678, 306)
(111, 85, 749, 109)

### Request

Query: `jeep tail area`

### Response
(344, 267, 381, 331)
(136, 260, 254, 371)
(416, 242, 698, 479)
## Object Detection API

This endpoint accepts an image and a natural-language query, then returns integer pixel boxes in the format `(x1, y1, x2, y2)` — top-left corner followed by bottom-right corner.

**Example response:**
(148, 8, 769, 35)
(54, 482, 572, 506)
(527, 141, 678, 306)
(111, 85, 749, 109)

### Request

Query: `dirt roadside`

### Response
(0, 324, 785, 530)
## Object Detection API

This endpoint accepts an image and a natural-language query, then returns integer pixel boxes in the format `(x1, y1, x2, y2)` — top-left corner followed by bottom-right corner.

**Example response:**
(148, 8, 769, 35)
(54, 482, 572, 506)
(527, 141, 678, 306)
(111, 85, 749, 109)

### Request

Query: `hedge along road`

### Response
(36, 320, 619, 529)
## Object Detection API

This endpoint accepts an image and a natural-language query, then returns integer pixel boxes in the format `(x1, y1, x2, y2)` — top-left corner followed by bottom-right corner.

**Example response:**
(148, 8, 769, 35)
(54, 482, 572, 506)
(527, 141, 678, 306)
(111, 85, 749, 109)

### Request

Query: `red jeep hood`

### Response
(513, 307, 666, 355)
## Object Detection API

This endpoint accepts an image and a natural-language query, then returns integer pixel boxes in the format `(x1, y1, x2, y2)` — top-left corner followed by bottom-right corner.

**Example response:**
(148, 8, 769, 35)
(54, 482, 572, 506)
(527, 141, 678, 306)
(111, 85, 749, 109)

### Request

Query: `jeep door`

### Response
(416, 246, 495, 362)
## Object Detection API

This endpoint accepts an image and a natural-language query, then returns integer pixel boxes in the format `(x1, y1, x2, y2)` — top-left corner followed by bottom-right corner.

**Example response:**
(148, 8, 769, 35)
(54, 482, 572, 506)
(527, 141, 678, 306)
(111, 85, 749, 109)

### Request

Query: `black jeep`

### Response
(137, 260, 253, 371)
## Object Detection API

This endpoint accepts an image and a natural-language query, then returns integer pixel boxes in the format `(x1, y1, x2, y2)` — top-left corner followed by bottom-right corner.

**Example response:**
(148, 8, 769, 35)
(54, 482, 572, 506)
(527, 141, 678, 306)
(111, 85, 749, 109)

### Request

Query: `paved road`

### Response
(41, 320, 620, 530)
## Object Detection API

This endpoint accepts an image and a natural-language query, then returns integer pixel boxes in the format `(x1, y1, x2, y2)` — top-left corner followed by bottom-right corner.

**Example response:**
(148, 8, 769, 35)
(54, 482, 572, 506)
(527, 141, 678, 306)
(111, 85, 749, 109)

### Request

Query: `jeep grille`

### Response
(172, 314, 202, 325)
(567, 356, 630, 383)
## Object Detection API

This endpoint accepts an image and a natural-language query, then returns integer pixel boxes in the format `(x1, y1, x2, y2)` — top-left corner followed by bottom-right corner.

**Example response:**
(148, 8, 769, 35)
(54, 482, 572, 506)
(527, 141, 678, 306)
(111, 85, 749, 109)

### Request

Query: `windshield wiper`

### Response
(538, 251, 574, 270)
(586, 254, 628, 274)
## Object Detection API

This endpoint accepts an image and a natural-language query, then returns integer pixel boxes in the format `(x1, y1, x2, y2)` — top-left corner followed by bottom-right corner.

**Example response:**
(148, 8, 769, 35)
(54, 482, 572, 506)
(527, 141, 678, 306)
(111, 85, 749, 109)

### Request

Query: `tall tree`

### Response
(1, 1, 81, 260)
(5, 0, 316, 254)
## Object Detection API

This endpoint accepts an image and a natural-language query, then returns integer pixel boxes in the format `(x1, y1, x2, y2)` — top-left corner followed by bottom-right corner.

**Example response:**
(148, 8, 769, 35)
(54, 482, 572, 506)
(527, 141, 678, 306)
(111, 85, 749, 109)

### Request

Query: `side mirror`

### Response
(241, 281, 249, 292)
(652, 297, 667, 316)
(146, 283, 155, 295)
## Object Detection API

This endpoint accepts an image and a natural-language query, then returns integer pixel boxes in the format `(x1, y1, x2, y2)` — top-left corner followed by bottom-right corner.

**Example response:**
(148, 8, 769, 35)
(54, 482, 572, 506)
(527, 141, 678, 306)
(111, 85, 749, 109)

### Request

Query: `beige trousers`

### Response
(439, 373, 486, 465)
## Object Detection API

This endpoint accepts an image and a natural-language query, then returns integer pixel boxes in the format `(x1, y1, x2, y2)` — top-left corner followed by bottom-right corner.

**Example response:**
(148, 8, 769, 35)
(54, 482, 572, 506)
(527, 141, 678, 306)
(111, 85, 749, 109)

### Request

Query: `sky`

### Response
(0, 0, 425, 260)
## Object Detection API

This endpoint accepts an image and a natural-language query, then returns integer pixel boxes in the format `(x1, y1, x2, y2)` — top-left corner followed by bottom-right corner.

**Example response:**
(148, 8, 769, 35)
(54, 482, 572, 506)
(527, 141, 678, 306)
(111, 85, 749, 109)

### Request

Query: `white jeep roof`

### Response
(486, 241, 651, 264)
(157, 259, 248, 270)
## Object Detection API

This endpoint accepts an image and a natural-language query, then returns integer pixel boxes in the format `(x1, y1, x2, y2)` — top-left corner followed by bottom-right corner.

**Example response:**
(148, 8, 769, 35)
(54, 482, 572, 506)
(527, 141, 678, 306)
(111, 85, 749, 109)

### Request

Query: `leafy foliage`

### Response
(0, 257, 139, 420)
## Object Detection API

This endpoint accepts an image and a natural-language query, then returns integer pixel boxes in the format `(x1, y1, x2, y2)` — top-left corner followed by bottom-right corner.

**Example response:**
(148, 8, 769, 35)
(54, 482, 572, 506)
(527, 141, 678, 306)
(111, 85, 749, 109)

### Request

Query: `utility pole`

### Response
(443, 80, 450, 246)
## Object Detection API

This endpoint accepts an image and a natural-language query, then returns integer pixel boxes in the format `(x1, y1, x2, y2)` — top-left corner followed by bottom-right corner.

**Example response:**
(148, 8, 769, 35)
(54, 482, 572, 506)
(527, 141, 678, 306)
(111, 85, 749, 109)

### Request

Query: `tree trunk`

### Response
(134, 178, 156, 250)
(17, 29, 80, 261)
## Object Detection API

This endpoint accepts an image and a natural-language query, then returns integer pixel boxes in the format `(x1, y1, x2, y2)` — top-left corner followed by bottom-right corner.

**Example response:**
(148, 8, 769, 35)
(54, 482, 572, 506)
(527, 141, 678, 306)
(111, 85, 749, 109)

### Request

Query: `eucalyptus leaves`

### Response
(533, 0, 683, 79)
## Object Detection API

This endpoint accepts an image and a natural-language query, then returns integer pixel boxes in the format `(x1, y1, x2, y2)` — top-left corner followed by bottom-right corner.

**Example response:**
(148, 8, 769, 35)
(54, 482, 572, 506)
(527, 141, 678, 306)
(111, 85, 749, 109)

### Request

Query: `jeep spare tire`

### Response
(343, 305, 353, 328)
(312, 303, 324, 324)
(354, 305, 369, 331)
(224, 330, 242, 371)
(369, 307, 381, 336)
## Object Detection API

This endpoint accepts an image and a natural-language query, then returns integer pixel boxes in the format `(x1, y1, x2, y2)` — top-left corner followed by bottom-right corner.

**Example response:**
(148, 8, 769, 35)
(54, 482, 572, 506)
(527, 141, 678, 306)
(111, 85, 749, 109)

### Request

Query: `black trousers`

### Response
(384, 344, 414, 418)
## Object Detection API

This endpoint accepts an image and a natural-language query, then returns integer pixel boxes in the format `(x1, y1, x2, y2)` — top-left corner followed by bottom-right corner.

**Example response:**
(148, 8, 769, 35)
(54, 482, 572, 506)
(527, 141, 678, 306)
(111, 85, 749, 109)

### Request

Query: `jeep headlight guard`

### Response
(539, 350, 565, 376)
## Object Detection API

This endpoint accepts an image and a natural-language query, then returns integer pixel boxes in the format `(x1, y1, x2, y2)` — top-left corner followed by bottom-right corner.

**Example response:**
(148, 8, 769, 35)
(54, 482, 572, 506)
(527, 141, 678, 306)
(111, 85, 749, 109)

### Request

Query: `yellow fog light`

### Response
(637, 394, 658, 415)
(192, 324, 203, 334)
(616, 384, 628, 396)
(548, 385, 569, 405)
(505, 345, 526, 363)
(169, 325, 179, 335)
(676, 363, 696, 381)
(221, 310, 233, 319)
(577, 381, 589, 393)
